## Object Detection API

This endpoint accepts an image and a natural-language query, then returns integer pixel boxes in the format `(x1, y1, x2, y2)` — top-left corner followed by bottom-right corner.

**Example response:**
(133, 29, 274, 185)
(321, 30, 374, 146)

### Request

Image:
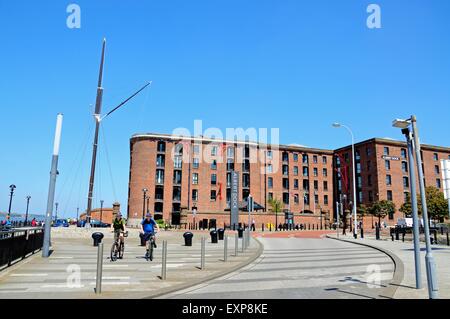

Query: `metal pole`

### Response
(86, 39, 106, 228)
(405, 129, 423, 289)
(161, 240, 167, 280)
(55, 202, 58, 222)
(25, 196, 31, 225)
(348, 128, 358, 239)
(42, 113, 63, 258)
(241, 232, 245, 253)
(200, 237, 205, 270)
(234, 233, 238, 256)
(336, 201, 339, 239)
(100, 200, 104, 223)
(7, 185, 16, 217)
(411, 115, 438, 299)
(95, 242, 104, 294)
(224, 236, 228, 262)
(142, 189, 147, 220)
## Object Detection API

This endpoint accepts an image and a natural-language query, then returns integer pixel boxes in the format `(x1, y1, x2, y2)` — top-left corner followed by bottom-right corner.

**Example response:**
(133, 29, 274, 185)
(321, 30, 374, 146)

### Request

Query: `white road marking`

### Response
(89, 282, 130, 285)
(50, 257, 73, 259)
(104, 264, 129, 268)
(150, 263, 184, 268)
(10, 274, 48, 277)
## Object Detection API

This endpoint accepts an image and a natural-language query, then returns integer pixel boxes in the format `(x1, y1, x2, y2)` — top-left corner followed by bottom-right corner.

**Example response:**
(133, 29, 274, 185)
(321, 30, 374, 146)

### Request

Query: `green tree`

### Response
(418, 186, 449, 223)
(400, 192, 412, 217)
(268, 198, 284, 227)
(369, 200, 396, 225)
(357, 204, 368, 226)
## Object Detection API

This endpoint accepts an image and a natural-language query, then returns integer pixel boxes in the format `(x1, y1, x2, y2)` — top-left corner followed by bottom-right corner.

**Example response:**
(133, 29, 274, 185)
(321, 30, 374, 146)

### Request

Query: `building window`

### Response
(324, 195, 329, 205)
(313, 168, 318, 177)
(211, 174, 217, 185)
(173, 170, 182, 184)
(174, 155, 182, 169)
(402, 161, 408, 173)
(367, 161, 372, 171)
(268, 177, 273, 189)
(323, 181, 328, 191)
(314, 180, 318, 191)
(282, 152, 289, 162)
(294, 179, 299, 189)
(294, 194, 299, 204)
(303, 167, 309, 177)
(303, 180, 309, 191)
(267, 164, 273, 174)
(211, 160, 217, 170)
(227, 159, 234, 171)
(192, 189, 199, 201)
(243, 159, 250, 172)
(356, 150, 361, 161)
(268, 192, 273, 201)
(227, 173, 231, 187)
(322, 156, 327, 164)
(385, 160, 391, 170)
(435, 165, 440, 175)
(192, 173, 199, 185)
(283, 193, 290, 205)
(173, 186, 181, 202)
(193, 144, 200, 155)
(242, 174, 250, 188)
(313, 155, 318, 164)
(314, 194, 319, 205)
(386, 175, 392, 186)
(156, 169, 164, 184)
(384, 147, 390, 156)
(211, 146, 218, 156)
(356, 162, 361, 174)
(282, 165, 289, 176)
(358, 191, 363, 203)
(323, 168, 327, 177)
(267, 150, 273, 159)
(401, 148, 407, 159)
(227, 147, 234, 158)
(369, 191, 374, 202)
(368, 175, 372, 187)
(403, 176, 409, 188)
(302, 154, 308, 164)
(156, 154, 165, 168)
(436, 179, 441, 188)
(210, 190, 217, 201)
(157, 141, 166, 153)
(243, 145, 250, 159)
(282, 178, 289, 190)
(357, 176, 362, 188)
(366, 147, 372, 156)
(403, 192, 409, 203)
(293, 153, 298, 162)
(293, 166, 299, 176)
(193, 158, 199, 169)
(434, 153, 439, 161)
(303, 193, 310, 205)
(387, 190, 393, 201)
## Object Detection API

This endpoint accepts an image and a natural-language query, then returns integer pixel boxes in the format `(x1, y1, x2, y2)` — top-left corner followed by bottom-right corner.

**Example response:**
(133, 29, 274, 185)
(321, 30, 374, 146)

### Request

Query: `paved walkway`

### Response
(328, 234, 450, 299)
(0, 229, 261, 299)
(160, 236, 395, 299)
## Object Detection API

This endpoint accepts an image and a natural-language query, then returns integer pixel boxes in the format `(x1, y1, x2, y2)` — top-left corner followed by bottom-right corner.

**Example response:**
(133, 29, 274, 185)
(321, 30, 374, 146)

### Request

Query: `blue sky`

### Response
(0, 0, 449, 217)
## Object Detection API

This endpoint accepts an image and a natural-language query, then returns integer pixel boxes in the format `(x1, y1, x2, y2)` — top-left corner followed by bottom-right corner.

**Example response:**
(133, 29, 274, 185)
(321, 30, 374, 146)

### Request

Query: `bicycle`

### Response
(143, 232, 157, 261)
(111, 231, 128, 262)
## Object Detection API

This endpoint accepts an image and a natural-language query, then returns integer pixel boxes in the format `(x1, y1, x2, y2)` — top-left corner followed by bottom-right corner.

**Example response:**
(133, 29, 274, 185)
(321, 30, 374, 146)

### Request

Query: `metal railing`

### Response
(0, 227, 44, 268)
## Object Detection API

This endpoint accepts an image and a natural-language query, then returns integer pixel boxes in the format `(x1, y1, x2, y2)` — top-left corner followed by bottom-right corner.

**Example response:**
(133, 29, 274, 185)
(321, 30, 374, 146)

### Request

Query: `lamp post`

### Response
(393, 116, 438, 298)
(100, 200, 104, 223)
(142, 188, 148, 219)
(8, 184, 16, 218)
(333, 123, 358, 239)
(25, 196, 31, 225)
(146, 195, 150, 215)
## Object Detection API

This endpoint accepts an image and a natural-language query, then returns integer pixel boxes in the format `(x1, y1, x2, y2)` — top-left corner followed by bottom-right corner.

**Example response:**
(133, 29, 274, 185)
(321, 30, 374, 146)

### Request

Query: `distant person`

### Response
(251, 218, 256, 231)
(4, 216, 12, 229)
(31, 218, 37, 227)
(111, 212, 127, 247)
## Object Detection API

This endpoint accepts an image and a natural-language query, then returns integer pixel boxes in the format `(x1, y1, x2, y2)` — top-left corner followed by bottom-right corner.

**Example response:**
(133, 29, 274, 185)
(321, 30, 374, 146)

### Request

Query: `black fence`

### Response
(0, 227, 44, 269)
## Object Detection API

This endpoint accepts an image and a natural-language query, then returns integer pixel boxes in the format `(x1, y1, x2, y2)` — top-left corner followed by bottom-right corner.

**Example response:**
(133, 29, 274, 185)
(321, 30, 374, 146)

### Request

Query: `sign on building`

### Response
(231, 171, 239, 227)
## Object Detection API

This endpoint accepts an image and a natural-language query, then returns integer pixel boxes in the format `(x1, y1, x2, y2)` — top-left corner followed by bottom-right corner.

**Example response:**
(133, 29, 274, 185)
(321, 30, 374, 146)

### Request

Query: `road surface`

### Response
(160, 237, 395, 299)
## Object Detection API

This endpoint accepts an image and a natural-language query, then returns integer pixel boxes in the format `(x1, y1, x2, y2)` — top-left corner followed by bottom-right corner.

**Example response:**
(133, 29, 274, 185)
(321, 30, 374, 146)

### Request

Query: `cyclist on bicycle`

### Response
(139, 213, 160, 254)
(111, 212, 126, 245)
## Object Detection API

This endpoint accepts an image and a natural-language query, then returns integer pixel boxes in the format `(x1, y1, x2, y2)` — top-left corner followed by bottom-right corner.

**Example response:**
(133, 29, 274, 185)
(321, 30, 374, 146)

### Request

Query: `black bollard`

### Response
(262, 223, 265, 232)
(395, 228, 399, 241)
(376, 226, 380, 240)
(361, 227, 364, 239)
(446, 230, 449, 246)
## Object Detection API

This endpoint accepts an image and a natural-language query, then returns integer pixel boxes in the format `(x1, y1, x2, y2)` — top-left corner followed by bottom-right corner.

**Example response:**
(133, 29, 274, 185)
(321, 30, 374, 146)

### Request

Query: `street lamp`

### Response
(100, 200, 104, 223)
(393, 116, 438, 299)
(332, 123, 358, 239)
(25, 196, 31, 225)
(8, 184, 16, 217)
(142, 188, 148, 219)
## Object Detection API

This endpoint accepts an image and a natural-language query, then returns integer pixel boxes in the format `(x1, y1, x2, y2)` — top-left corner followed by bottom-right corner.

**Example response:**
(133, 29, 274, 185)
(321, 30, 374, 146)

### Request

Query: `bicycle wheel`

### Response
(110, 242, 118, 262)
(148, 240, 154, 261)
(119, 241, 124, 259)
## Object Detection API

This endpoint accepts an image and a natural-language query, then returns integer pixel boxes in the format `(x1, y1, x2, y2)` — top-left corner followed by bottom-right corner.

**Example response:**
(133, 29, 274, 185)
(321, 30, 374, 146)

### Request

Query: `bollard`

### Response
(224, 236, 228, 262)
(234, 233, 238, 256)
(200, 237, 206, 270)
(376, 226, 380, 240)
(446, 230, 449, 246)
(269, 224, 272, 231)
(262, 223, 265, 232)
(360, 227, 364, 239)
(402, 231, 405, 242)
(241, 232, 245, 253)
(433, 230, 438, 245)
(95, 243, 103, 294)
(161, 240, 167, 280)
(395, 228, 400, 240)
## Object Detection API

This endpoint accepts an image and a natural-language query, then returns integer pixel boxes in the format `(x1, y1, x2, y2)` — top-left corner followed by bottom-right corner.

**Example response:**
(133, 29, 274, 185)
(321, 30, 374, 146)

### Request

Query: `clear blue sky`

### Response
(1, 0, 449, 217)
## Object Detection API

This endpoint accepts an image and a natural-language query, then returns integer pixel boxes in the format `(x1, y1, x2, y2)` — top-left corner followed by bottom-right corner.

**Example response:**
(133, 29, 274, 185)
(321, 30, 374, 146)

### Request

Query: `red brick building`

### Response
(334, 138, 450, 227)
(127, 134, 450, 228)
(127, 133, 334, 228)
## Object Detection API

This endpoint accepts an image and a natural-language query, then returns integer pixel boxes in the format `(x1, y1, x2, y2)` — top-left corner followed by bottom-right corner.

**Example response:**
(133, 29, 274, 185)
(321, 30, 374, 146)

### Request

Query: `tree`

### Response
(418, 186, 449, 223)
(369, 200, 396, 225)
(357, 204, 368, 226)
(268, 198, 284, 229)
(399, 192, 412, 217)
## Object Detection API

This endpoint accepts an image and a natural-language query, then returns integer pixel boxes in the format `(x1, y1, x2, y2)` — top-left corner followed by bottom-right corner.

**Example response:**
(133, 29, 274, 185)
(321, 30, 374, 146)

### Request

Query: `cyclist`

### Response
(139, 213, 160, 254)
(111, 212, 127, 247)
